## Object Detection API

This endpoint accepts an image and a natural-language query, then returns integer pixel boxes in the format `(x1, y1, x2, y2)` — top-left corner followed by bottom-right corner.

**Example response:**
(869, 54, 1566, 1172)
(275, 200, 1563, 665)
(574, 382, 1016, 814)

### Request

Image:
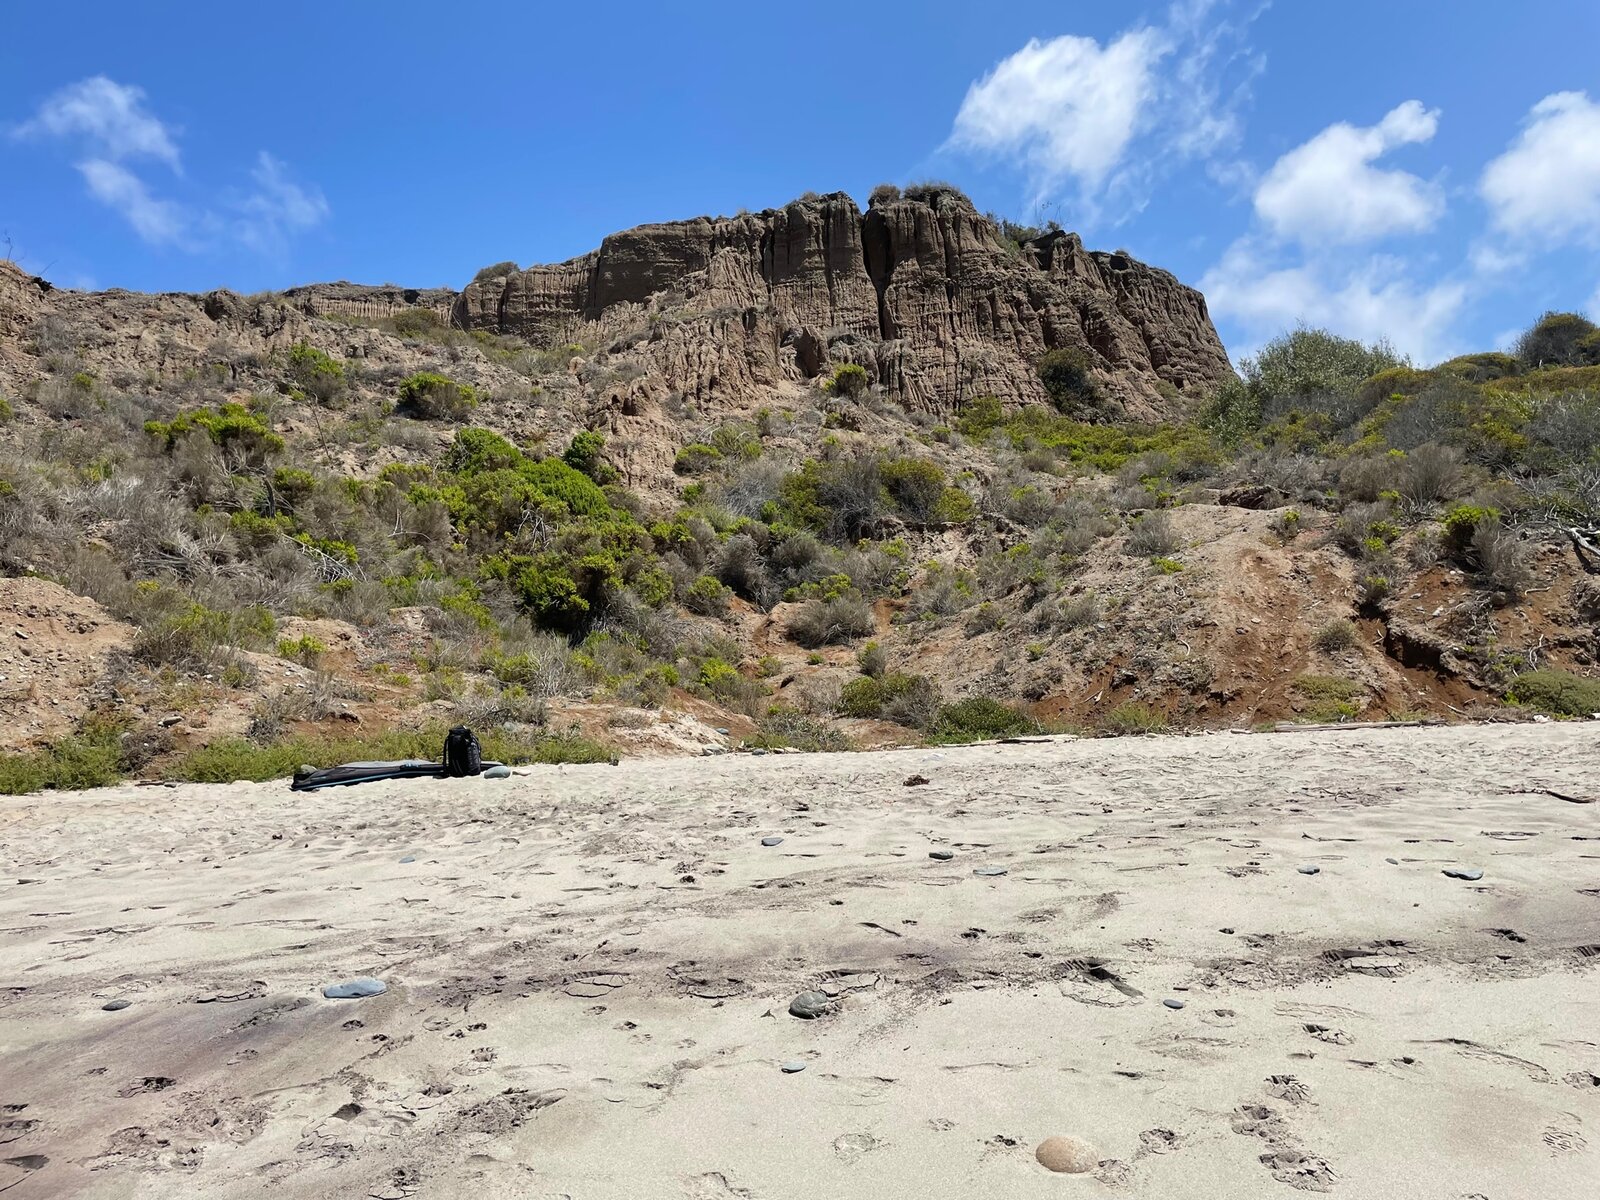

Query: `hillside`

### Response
(1, 185, 1597, 787)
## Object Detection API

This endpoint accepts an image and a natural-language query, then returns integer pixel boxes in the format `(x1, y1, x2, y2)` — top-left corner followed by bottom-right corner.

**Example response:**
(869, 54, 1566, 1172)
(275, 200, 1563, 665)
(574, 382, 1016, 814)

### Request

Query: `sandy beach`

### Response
(2, 723, 1598, 1198)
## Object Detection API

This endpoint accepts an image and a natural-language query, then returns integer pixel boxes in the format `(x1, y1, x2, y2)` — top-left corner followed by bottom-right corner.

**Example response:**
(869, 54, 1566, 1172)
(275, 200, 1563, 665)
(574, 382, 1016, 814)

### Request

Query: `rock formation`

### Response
(454, 186, 1234, 419)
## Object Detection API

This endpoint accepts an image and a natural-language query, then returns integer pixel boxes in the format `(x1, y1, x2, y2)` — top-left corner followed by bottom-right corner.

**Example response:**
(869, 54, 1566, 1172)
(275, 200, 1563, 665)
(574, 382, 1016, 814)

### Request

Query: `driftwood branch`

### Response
(1268, 719, 1444, 733)
(1567, 526, 1600, 574)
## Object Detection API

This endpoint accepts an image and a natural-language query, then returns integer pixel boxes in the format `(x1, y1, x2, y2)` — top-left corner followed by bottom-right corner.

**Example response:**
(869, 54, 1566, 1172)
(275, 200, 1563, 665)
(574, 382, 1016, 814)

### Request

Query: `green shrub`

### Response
(857, 640, 887, 678)
(779, 455, 888, 540)
(880, 458, 947, 522)
(930, 697, 1039, 743)
(389, 308, 446, 337)
(1313, 619, 1358, 653)
(787, 594, 875, 648)
(0, 719, 129, 794)
(825, 362, 870, 398)
(134, 601, 275, 666)
(1036, 347, 1107, 419)
(744, 710, 853, 753)
(1515, 311, 1600, 370)
(1293, 674, 1363, 702)
(1505, 669, 1600, 717)
(286, 342, 345, 403)
(674, 443, 722, 475)
(398, 371, 478, 420)
(684, 574, 732, 616)
(145, 402, 283, 466)
(835, 672, 940, 727)
(0, 394, 14, 421)
(562, 430, 616, 482)
(933, 486, 976, 525)
(1442, 503, 1499, 555)
(276, 635, 327, 665)
(472, 260, 520, 282)
(1151, 556, 1184, 574)
(1097, 702, 1167, 736)
(837, 675, 888, 718)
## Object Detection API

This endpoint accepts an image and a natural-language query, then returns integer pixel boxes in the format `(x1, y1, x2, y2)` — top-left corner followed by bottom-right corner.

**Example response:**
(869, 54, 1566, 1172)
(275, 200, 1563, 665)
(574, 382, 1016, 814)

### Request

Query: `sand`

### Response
(2, 723, 1598, 1198)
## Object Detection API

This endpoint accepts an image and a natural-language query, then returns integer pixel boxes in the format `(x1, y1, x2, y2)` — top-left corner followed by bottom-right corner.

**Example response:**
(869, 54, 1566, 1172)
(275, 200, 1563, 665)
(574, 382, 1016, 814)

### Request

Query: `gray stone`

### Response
(761, 836, 784, 846)
(1443, 867, 1484, 881)
(973, 866, 1007, 877)
(1163, 998, 1186, 1010)
(929, 850, 955, 861)
(101, 999, 131, 1011)
(322, 977, 387, 1000)
(1385, 857, 1399, 865)
(482, 764, 511, 779)
(399, 855, 416, 864)
(780, 1060, 808, 1073)
(789, 990, 831, 1019)
(1297, 865, 1321, 875)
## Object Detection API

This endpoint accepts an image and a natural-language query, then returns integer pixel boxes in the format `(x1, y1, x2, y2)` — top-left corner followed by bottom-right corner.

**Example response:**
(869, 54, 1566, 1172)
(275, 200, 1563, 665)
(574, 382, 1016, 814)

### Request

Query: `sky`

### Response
(2, 1, 1598, 365)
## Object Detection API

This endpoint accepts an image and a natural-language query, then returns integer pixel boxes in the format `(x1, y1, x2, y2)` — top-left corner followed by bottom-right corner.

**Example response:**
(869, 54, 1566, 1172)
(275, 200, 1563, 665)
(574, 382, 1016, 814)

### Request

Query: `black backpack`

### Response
(442, 725, 483, 777)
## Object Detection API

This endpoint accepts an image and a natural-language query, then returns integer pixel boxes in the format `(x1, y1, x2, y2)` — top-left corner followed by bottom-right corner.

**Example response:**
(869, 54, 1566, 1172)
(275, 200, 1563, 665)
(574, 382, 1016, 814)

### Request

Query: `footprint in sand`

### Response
(0, 1112, 39, 1145)
(1136, 1127, 1182, 1155)
(1304, 1023, 1354, 1046)
(685, 1172, 754, 1198)
(1542, 1120, 1587, 1154)
(0, 1156, 49, 1191)
(831, 1132, 881, 1163)
(1265, 1075, 1314, 1105)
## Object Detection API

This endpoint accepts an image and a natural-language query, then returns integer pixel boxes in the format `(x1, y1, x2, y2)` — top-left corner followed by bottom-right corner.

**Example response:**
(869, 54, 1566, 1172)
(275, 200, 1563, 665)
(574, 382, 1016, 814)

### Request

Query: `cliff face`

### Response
(455, 188, 1234, 419)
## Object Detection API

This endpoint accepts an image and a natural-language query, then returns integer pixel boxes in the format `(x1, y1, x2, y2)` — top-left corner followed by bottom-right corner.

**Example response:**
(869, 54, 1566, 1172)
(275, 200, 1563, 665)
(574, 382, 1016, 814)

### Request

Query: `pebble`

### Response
(1443, 867, 1484, 881)
(761, 836, 784, 846)
(929, 850, 955, 861)
(789, 990, 831, 1019)
(780, 1060, 808, 1073)
(322, 977, 387, 999)
(1385, 857, 1399, 865)
(1297, 865, 1321, 875)
(399, 856, 416, 864)
(482, 764, 511, 779)
(973, 866, 1007, 877)
(1035, 1135, 1100, 1173)
(101, 999, 131, 1011)
(1162, 998, 1186, 1010)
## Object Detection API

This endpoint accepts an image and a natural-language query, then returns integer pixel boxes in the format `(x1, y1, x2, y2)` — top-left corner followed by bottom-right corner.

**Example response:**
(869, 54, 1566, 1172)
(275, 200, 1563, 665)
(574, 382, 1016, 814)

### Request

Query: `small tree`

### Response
(1515, 311, 1600, 370)
(1036, 348, 1104, 418)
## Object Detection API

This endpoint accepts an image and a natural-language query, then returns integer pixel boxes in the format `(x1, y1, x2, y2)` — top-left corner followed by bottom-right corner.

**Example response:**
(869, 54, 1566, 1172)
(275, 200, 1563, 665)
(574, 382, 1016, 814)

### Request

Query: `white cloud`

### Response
(14, 75, 329, 255)
(1480, 91, 1600, 244)
(1253, 101, 1444, 244)
(77, 159, 189, 246)
(15, 76, 180, 170)
(950, 30, 1167, 195)
(1467, 241, 1526, 276)
(1201, 236, 1467, 363)
(233, 152, 330, 252)
(944, 2, 1265, 215)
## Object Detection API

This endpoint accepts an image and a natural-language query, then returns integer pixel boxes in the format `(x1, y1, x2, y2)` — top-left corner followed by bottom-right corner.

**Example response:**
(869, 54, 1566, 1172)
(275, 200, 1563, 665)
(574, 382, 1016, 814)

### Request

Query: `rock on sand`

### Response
(1036, 1135, 1100, 1173)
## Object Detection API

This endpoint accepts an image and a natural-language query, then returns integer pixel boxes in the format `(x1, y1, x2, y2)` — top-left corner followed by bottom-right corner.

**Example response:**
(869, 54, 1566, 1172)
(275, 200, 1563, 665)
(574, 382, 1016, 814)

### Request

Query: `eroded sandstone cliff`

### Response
(454, 187, 1233, 419)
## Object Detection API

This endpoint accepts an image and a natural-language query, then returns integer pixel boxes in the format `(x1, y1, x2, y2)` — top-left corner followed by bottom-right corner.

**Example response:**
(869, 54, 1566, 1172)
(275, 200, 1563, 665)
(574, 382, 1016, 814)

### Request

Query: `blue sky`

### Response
(3, 1, 1598, 364)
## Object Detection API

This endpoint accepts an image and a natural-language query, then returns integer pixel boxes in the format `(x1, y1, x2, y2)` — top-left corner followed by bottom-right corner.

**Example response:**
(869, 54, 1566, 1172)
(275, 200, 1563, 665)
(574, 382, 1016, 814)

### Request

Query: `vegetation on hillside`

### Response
(2, 300, 1597, 788)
